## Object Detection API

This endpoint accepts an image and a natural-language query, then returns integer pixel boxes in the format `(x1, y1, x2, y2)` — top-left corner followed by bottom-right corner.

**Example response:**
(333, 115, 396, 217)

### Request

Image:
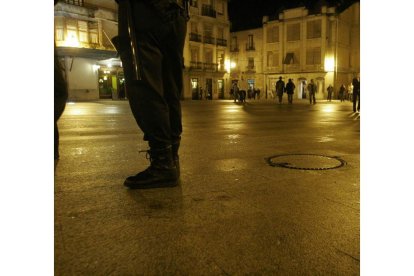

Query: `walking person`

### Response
(275, 76, 285, 104)
(352, 75, 360, 112)
(112, 0, 189, 189)
(308, 79, 317, 104)
(339, 84, 346, 102)
(232, 82, 239, 103)
(199, 86, 203, 100)
(327, 84, 333, 102)
(286, 79, 295, 104)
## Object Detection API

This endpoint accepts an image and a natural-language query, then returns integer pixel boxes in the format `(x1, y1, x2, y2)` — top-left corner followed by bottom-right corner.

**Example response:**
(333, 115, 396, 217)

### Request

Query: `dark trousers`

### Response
(353, 92, 360, 111)
(328, 91, 332, 101)
(277, 93, 283, 103)
(116, 1, 187, 149)
(287, 93, 293, 104)
(54, 48, 68, 160)
(309, 92, 316, 104)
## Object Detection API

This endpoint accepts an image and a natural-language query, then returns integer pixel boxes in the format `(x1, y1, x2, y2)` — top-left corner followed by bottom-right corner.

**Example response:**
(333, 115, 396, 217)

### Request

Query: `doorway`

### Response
(218, 79, 224, 99)
(298, 79, 307, 99)
(191, 78, 199, 100)
(206, 78, 213, 100)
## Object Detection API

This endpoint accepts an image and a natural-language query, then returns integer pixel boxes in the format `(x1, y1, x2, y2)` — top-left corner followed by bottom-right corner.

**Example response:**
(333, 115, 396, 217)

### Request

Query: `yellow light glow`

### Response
(64, 31, 79, 47)
(324, 56, 334, 72)
(322, 106, 335, 113)
(224, 60, 236, 72)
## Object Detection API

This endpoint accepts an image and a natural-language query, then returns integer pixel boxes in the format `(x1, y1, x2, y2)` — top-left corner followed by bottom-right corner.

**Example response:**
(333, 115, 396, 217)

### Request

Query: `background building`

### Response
(54, 0, 120, 101)
(55, 0, 232, 101)
(183, 0, 231, 100)
(230, 1, 360, 100)
(54, 0, 358, 101)
(229, 27, 264, 98)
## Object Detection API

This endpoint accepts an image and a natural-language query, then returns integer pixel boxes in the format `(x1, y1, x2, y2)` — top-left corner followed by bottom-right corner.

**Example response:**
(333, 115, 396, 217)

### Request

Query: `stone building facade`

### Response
(230, 2, 360, 100)
(54, 0, 358, 101)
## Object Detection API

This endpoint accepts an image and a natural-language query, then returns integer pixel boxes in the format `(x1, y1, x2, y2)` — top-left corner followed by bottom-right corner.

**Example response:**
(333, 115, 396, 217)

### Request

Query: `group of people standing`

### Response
(275, 77, 317, 105)
(337, 77, 360, 112)
(273, 76, 360, 112)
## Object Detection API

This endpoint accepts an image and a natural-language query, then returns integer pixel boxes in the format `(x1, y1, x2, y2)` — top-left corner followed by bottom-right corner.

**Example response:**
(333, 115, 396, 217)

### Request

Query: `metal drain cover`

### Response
(266, 154, 346, 170)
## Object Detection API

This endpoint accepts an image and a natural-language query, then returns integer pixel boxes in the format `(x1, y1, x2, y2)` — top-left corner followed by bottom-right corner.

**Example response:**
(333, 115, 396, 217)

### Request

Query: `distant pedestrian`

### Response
(286, 79, 295, 104)
(339, 84, 346, 102)
(302, 81, 307, 99)
(347, 83, 353, 101)
(275, 76, 285, 104)
(352, 75, 360, 112)
(255, 88, 260, 99)
(327, 84, 333, 101)
(232, 82, 239, 103)
(199, 87, 203, 100)
(307, 79, 317, 104)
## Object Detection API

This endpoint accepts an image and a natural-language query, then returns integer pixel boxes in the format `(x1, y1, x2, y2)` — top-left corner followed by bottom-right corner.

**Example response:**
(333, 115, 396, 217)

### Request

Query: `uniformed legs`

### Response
(54, 48, 68, 160)
(116, 1, 187, 188)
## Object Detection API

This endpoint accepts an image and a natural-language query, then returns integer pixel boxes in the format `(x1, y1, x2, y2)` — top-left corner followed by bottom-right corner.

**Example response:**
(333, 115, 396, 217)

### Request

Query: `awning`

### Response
(56, 46, 117, 60)
(283, 53, 294, 64)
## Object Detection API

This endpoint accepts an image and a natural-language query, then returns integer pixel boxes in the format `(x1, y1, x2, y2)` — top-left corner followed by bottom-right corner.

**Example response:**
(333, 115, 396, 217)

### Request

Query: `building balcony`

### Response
(246, 43, 255, 51)
(203, 36, 215, 45)
(60, 0, 84, 6)
(245, 66, 256, 73)
(189, 61, 203, 70)
(189, 33, 202, 42)
(230, 46, 239, 52)
(216, 38, 227, 47)
(305, 64, 324, 71)
(203, 62, 217, 72)
(201, 5, 216, 18)
(285, 64, 301, 72)
(217, 63, 226, 72)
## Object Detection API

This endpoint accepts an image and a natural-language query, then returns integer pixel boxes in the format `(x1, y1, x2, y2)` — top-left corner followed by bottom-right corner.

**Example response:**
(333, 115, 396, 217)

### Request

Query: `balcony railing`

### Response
(230, 46, 239, 52)
(203, 62, 217, 71)
(189, 61, 203, 70)
(246, 65, 256, 72)
(62, 0, 84, 6)
(216, 38, 227, 47)
(217, 63, 226, 72)
(203, 36, 215, 45)
(189, 33, 202, 42)
(285, 64, 301, 72)
(201, 4, 216, 18)
(246, 43, 255, 51)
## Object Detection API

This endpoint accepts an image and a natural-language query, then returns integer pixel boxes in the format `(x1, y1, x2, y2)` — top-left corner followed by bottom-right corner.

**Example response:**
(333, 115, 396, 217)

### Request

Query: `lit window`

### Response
(78, 21, 88, 43)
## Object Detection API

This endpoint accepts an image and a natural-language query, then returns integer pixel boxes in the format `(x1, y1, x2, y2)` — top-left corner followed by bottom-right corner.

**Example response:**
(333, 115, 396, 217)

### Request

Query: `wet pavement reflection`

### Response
(55, 99, 360, 275)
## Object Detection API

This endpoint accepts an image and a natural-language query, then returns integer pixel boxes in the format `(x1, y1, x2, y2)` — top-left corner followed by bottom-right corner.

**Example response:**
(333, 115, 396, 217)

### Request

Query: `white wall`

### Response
(65, 57, 99, 101)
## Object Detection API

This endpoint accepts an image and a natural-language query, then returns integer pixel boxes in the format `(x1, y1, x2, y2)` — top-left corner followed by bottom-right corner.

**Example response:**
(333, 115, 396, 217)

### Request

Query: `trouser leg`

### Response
(353, 93, 357, 111)
(357, 93, 360, 111)
(54, 49, 68, 160)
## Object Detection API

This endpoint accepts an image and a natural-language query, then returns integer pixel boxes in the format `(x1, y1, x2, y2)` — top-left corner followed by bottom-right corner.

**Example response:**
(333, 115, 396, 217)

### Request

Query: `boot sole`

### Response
(124, 179, 179, 189)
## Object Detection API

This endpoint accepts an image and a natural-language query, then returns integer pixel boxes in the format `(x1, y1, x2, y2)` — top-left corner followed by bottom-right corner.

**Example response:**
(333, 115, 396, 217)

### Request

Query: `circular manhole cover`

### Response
(266, 154, 346, 170)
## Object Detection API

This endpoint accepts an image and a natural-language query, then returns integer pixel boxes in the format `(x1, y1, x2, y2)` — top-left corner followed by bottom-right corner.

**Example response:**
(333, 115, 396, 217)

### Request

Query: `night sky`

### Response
(228, 0, 358, 31)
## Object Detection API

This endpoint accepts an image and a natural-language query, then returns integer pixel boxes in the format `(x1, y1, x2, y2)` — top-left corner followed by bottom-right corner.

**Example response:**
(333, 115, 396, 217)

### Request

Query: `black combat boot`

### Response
(124, 146, 178, 189)
(172, 142, 180, 177)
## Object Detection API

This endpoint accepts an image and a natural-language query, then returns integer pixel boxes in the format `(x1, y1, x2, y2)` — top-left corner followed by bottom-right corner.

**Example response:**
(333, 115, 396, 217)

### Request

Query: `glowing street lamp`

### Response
(324, 55, 335, 72)
(224, 59, 236, 73)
